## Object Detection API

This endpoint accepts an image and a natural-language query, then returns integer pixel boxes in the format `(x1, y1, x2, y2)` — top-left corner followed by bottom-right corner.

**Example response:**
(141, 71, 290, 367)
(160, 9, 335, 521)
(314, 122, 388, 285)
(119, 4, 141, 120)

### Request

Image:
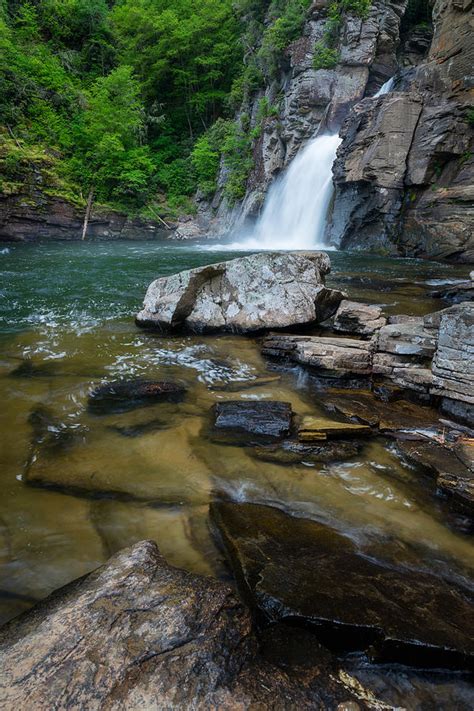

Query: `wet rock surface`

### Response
(321, 392, 441, 435)
(333, 300, 387, 336)
(88, 379, 186, 415)
(211, 501, 474, 669)
(263, 301, 473, 428)
(297, 415, 372, 441)
(397, 439, 474, 515)
(250, 439, 362, 465)
(136, 251, 344, 333)
(212, 400, 293, 442)
(0, 541, 358, 709)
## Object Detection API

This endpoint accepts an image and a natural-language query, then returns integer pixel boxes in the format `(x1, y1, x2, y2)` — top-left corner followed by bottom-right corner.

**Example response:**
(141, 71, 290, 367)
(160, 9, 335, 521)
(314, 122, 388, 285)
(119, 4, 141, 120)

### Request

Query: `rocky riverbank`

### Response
(0, 192, 171, 242)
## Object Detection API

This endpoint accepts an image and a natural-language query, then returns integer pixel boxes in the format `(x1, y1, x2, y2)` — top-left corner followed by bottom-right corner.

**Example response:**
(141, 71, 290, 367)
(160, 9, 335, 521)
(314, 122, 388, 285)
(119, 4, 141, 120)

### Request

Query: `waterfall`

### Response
(228, 133, 342, 250)
(374, 76, 395, 97)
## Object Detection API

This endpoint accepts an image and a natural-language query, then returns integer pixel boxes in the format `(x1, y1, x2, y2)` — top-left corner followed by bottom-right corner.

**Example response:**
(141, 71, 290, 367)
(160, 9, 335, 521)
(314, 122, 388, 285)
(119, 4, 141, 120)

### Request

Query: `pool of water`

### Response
(0, 240, 472, 705)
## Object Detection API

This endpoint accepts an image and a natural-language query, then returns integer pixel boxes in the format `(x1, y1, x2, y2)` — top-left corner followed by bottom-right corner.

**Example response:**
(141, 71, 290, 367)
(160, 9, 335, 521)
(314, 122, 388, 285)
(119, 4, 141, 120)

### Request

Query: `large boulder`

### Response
(210, 502, 474, 670)
(0, 541, 357, 709)
(136, 252, 344, 333)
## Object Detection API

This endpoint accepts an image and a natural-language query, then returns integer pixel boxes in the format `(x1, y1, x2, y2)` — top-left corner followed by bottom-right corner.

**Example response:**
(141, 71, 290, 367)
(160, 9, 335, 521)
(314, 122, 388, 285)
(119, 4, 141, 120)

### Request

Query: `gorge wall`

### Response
(199, 0, 473, 262)
(329, 0, 474, 261)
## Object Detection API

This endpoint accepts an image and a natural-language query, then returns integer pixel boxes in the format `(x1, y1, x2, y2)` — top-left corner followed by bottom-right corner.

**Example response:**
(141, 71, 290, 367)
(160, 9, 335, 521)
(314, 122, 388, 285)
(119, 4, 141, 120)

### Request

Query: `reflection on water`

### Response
(0, 241, 472, 704)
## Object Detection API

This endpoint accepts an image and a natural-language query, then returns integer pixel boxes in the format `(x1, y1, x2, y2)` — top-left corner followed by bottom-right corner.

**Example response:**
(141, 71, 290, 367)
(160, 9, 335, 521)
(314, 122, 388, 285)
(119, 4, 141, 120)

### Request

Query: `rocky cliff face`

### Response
(200, 0, 409, 234)
(204, 0, 472, 263)
(329, 0, 474, 261)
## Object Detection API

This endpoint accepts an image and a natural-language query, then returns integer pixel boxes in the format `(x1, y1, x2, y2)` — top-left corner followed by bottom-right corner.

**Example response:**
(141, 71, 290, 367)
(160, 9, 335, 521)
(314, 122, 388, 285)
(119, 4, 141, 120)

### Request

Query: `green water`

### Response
(0, 241, 473, 707)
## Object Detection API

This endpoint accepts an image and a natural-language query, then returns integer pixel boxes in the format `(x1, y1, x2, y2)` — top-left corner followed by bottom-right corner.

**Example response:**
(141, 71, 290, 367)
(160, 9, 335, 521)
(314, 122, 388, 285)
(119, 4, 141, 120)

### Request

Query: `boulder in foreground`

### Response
(0, 541, 357, 709)
(136, 251, 345, 333)
(210, 502, 474, 670)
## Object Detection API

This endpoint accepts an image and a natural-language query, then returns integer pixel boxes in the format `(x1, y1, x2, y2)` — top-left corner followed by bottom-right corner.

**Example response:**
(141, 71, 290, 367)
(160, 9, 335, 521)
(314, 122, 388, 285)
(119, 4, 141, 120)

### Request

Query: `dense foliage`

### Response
(0, 0, 372, 216)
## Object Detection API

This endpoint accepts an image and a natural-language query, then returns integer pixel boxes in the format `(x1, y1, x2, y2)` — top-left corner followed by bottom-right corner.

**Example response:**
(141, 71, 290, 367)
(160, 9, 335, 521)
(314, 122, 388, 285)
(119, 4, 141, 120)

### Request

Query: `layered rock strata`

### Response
(263, 300, 474, 426)
(0, 193, 169, 242)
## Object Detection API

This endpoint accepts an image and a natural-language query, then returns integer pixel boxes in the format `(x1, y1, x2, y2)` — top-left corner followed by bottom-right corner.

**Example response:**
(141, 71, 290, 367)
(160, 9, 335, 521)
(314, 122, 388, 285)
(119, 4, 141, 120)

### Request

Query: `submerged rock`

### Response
(0, 541, 356, 709)
(250, 439, 362, 465)
(109, 416, 171, 437)
(322, 393, 441, 435)
(9, 359, 58, 378)
(210, 501, 474, 670)
(297, 416, 371, 441)
(212, 400, 293, 442)
(88, 379, 186, 415)
(136, 252, 344, 333)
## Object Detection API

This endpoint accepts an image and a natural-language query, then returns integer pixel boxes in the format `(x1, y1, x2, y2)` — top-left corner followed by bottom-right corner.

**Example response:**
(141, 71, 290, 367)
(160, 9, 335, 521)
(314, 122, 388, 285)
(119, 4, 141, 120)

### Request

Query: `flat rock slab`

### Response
(210, 502, 474, 670)
(88, 379, 186, 415)
(212, 400, 293, 442)
(377, 323, 437, 358)
(136, 251, 345, 333)
(250, 440, 362, 465)
(0, 541, 356, 709)
(298, 416, 372, 441)
(262, 334, 374, 376)
(322, 393, 442, 434)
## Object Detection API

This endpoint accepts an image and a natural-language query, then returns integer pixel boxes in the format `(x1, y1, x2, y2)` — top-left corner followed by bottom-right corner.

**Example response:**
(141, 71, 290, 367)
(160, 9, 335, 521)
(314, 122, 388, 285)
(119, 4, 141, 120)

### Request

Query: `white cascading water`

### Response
(228, 133, 341, 250)
(374, 76, 395, 97)
(211, 78, 395, 252)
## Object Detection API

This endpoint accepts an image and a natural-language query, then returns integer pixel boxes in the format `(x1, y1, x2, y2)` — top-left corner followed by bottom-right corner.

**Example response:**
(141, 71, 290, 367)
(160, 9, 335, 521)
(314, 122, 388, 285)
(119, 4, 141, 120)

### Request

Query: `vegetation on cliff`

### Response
(0, 0, 311, 216)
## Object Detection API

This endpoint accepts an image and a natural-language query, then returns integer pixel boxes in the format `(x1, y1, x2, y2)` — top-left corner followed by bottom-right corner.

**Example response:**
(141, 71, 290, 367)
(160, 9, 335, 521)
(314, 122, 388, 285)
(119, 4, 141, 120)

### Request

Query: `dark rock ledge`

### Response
(0, 540, 362, 709)
(210, 501, 474, 671)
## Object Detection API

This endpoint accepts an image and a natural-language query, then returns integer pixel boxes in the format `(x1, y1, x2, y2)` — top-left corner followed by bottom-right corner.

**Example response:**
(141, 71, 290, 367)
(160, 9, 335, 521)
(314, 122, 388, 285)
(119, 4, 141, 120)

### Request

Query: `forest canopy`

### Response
(0, 0, 311, 216)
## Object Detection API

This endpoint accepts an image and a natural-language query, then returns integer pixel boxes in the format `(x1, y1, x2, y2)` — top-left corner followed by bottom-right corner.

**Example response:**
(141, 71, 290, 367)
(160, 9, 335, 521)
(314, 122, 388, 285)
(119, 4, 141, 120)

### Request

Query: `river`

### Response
(0, 240, 472, 706)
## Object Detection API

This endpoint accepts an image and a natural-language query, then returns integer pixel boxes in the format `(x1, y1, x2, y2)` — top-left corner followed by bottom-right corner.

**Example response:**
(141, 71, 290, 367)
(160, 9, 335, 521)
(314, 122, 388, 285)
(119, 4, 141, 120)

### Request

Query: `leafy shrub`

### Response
(191, 119, 233, 197)
(313, 42, 339, 69)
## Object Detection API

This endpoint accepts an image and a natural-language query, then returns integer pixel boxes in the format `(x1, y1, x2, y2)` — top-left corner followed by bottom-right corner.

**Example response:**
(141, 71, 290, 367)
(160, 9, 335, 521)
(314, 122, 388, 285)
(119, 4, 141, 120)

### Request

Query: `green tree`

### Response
(69, 65, 153, 232)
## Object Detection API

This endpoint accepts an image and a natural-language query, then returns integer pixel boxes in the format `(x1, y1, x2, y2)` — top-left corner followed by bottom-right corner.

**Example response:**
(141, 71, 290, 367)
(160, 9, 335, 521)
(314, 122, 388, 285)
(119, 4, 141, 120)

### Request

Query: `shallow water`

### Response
(0, 240, 472, 704)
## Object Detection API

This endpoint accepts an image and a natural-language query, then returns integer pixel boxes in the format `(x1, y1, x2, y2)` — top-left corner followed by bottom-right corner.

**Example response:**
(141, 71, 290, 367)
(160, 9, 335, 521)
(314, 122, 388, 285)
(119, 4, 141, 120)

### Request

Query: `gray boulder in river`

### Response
(136, 251, 344, 333)
(0, 540, 358, 709)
